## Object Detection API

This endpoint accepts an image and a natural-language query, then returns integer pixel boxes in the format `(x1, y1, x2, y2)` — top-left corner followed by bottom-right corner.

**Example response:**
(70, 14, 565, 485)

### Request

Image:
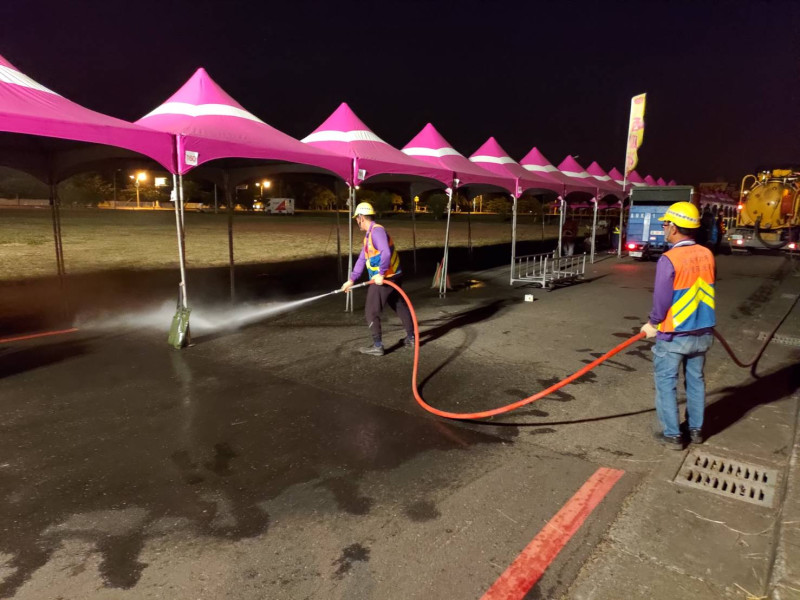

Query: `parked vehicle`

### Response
(727, 169, 800, 253)
(254, 198, 295, 214)
(625, 186, 695, 260)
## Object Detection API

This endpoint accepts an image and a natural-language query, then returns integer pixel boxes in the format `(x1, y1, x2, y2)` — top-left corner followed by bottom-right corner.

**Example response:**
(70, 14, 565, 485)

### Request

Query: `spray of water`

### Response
(75, 291, 337, 335)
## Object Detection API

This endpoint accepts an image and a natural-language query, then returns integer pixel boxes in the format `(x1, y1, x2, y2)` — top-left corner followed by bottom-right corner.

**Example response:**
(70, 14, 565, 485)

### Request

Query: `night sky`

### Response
(2, 0, 798, 184)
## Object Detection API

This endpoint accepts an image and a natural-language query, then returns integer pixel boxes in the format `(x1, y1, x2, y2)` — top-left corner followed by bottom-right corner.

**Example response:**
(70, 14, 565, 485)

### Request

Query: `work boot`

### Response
(359, 343, 385, 356)
(400, 335, 415, 349)
(653, 431, 684, 451)
(689, 428, 704, 444)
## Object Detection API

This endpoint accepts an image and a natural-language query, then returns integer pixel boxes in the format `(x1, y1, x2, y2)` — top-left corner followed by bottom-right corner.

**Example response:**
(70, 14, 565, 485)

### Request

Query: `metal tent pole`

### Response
(223, 171, 235, 302)
(440, 185, 454, 297)
(346, 183, 355, 313)
(49, 182, 65, 280)
(466, 190, 473, 261)
(540, 196, 546, 242)
(557, 196, 565, 258)
(410, 184, 418, 274)
(178, 174, 189, 306)
(591, 195, 598, 264)
(618, 177, 627, 257)
(172, 173, 188, 309)
(509, 192, 518, 286)
(335, 189, 343, 282)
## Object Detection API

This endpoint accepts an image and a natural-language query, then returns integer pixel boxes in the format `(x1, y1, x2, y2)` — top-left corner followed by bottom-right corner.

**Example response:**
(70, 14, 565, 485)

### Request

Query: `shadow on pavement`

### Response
(703, 361, 800, 439)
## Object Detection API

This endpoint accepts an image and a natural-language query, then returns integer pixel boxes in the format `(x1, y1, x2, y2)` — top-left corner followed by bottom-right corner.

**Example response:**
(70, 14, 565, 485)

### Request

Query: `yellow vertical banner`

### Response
(624, 93, 647, 175)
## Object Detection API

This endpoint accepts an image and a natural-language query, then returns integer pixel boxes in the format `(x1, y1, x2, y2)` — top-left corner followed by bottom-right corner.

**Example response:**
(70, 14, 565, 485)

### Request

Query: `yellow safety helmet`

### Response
(658, 201, 701, 229)
(353, 202, 376, 217)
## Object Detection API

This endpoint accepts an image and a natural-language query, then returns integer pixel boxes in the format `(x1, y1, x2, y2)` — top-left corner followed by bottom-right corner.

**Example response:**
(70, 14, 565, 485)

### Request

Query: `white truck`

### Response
(262, 198, 294, 214)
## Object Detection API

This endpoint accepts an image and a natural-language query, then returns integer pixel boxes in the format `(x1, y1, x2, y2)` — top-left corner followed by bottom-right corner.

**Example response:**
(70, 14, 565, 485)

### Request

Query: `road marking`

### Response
(0, 328, 79, 344)
(481, 467, 625, 600)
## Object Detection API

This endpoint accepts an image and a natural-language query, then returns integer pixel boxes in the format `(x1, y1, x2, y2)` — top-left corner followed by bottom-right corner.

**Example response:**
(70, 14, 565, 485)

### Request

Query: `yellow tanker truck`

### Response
(727, 169, 800, 252)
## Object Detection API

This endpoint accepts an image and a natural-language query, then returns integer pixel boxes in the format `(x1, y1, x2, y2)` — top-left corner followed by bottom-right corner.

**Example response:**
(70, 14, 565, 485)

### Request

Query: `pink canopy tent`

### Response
(586, 161, 623, 194)
(137, 68, 350, 180)
(628, 170, 646, 187)
(469, 137, 562, 196)
(0, 53, 178, 316)
(608, 167, 625, 188)
(656, 177, 667, 186)
(302, 102, 450, 186)
(668, 179, 677, 186)
(402, 124, 514, 296)
(469, 137, 563, 283)
(0, 54, 175, 178)
(303, 103, 451, 306)
(644, 174, 658, 186)
(519, 147, 597, 196)
(558, 156, 616, 195)
(558, 156, 618, 263)
(137, 67, 355, 303)
(402, 123, 514, 192)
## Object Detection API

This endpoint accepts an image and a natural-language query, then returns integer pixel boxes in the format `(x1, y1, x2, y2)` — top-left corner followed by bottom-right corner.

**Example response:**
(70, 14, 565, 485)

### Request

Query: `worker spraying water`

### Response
(339, 202, 415, 356)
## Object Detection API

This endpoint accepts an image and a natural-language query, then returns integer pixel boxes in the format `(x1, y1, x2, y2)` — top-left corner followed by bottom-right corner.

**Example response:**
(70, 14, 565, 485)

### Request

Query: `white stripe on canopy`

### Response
(470, 155, 516, 164)
(141, 102, 265, 123)
(302, 129, 385, 144)
(0, 64, 59, 95)
(402, 146, 461, 158)
(561, 170, 595, 179)
(523, 164, 559, 172)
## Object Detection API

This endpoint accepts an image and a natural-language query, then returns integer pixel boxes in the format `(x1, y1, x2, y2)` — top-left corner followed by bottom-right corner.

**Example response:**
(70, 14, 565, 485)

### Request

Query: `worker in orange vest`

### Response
(641, 201, 715, 450)
(341, 202, 414, 356)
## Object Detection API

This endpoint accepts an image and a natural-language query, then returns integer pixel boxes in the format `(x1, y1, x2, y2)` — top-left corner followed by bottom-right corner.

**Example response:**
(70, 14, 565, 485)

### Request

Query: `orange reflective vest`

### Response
(658, 243, 716, 333)
(364, 223, 400, 279)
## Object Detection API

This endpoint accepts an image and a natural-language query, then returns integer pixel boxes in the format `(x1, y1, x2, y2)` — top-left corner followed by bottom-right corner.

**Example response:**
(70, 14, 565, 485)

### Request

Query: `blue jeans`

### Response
(652, 334, 713, 437)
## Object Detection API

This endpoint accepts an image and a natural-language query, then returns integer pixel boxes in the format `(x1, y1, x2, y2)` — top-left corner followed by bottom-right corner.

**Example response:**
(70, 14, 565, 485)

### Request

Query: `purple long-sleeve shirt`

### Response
(648, 239, 713, 341)
(349, 222, 393, 281)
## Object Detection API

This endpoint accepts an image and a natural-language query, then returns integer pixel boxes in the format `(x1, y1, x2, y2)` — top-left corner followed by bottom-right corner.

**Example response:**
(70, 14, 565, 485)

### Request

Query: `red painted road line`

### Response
(482, 467, 625, 600)
(0, 328, 79, 344)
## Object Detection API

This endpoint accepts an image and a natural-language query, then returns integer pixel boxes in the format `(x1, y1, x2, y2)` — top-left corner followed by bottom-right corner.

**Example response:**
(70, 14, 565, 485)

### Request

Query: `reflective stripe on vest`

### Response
(364, 223, 400, 278)
(658, 243, 716, 333)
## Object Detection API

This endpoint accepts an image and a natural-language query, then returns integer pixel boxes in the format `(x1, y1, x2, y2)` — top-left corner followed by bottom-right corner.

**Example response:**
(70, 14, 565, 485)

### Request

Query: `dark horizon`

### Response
(1, 0, 798, 185)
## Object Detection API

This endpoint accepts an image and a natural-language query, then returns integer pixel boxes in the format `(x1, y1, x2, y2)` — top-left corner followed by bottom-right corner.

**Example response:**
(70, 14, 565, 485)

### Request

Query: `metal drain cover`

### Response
(674, 450, 779, 507)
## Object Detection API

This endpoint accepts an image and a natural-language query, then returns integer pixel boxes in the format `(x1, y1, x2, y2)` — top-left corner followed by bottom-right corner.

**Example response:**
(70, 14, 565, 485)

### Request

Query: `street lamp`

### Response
(130, 171, 147, 208)
(255, 180, 271, 196)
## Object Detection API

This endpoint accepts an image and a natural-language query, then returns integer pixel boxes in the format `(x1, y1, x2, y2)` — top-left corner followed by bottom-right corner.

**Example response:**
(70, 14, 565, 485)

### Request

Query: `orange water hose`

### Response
(382, 279, 646, 420)
(381, 277, 798, 420)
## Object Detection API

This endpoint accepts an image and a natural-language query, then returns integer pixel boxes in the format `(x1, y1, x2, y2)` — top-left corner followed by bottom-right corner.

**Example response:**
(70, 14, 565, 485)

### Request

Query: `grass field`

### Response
(0, 208, 562, 281)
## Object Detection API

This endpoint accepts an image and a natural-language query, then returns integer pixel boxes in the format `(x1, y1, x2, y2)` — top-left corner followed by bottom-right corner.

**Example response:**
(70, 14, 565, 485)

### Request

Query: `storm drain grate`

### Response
(756, 332, 800, 347)
(674, 450, 779, 507)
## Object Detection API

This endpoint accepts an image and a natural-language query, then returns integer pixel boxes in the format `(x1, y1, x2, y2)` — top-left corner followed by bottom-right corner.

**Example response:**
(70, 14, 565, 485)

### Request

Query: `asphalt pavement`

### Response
(1, 251, 799, 599)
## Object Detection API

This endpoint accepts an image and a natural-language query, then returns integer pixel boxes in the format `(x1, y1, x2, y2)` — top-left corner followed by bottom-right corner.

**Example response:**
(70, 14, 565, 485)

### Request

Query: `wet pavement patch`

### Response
(316, 477, 374, 515)
(0, 334, 508, 596)
(530, 427, 557, 435)
(537, 378, 575, 402)
(403, 500, 441, 522)
(332, 543, 370, 578)
(96, 533, 148, 589)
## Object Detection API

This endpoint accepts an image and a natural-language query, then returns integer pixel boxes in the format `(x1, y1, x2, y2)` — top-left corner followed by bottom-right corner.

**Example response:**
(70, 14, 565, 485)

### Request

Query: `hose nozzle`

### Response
(332, 281, 370, 295)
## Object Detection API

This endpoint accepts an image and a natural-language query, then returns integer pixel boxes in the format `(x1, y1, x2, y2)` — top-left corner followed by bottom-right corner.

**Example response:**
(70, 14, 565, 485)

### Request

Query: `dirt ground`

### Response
(0, 208, 564, 281)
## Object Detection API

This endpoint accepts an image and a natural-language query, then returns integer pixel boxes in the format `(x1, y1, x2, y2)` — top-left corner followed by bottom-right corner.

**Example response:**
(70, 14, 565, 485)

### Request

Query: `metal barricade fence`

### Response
(511, 252, 586, 289)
